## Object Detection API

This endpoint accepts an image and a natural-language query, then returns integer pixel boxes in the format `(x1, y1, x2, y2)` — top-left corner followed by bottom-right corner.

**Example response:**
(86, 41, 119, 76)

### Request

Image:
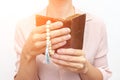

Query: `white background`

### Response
(0, 0, 120, 80)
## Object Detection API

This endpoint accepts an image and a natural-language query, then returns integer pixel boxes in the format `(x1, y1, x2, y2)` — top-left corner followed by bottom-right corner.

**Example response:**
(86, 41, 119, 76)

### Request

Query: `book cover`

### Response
(36, 14, 86, 49)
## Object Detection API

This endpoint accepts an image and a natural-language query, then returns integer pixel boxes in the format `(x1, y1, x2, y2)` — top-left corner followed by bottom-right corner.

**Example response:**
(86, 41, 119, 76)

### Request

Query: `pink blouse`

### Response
(14, 8, 112, 80)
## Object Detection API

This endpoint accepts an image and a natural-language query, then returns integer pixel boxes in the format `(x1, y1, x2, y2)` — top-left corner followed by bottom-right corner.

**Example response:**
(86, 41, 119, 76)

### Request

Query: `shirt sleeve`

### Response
(94, 22, 112, 80)
(14, 23, 25, 77)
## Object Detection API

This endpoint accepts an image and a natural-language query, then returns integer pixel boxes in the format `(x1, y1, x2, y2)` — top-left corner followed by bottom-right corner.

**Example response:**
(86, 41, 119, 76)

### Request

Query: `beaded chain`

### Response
(45, 20, 54, 64)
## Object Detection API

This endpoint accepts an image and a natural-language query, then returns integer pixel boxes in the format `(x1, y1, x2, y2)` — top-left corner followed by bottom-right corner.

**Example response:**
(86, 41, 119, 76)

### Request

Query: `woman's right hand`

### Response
(22, 21, 71, 60)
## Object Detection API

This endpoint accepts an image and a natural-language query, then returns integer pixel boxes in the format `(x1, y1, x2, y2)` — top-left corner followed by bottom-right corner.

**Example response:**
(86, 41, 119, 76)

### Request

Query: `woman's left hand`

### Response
(51, 48, 88, 74)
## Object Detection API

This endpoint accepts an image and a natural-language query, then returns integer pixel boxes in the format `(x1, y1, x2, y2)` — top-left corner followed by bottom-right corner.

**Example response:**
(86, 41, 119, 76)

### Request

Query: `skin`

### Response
(15, 0, 103, 80)
(15, 21, 71, 80)
(22, 22, 71, 60)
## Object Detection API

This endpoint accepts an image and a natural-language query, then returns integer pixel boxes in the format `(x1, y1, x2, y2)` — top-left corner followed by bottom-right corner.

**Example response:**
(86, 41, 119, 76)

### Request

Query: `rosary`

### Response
(45, 20, 54, 64)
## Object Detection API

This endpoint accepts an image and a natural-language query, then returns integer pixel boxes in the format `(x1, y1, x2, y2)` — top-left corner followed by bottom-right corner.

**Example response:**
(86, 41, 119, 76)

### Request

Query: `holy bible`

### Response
(36, 14, 86, 49)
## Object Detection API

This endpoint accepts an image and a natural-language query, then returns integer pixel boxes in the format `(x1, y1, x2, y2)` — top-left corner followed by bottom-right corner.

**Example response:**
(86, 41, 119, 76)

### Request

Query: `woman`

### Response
(14, 0, 112, 80)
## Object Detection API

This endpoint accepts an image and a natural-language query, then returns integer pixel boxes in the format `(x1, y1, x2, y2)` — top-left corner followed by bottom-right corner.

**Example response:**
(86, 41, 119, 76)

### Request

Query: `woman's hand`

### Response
(22, 21, 71, 60)
(51, 48, 88, 74)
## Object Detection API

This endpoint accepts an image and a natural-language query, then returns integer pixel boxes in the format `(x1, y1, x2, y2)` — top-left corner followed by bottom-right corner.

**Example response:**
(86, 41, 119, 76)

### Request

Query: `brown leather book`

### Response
(36, 14, 86, 49)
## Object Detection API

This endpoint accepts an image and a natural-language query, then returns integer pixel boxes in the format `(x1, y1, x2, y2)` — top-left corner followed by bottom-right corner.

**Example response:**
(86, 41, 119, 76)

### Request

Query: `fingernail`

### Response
(65, 28, 71, 33)
(57, 49, 63, 53)
(56, 21, 63, 26)
(67, 34, 71, 39)
(81, 64, 84, 68)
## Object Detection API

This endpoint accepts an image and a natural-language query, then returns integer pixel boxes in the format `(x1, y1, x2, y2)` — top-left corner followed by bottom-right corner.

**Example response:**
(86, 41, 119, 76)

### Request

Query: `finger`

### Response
(33, 41, 67, 52)
(52, 54, 86, 63)
(32, 35, 68, 52)
(33, 33, 69, 48)
(50, 28, 71, 39)
(64, 67, 78, 72)
(57, 48, 85, 56)
(52, 41, 67, 50)
(34, 41, 46, 49)
(33, 21, 63, 33)
(32, 28, 71, 41)
(52, 58, 84, 69)
(64, 67, 84, 73)
(33, 41, 67, 55)
(51, 34, 71, 45)
(32, 33, 45, 41)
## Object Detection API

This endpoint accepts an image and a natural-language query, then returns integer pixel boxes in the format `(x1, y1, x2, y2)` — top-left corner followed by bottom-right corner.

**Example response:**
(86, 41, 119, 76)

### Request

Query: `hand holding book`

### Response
(36, 14, 86, 49)
(36, 14, 86, 64)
